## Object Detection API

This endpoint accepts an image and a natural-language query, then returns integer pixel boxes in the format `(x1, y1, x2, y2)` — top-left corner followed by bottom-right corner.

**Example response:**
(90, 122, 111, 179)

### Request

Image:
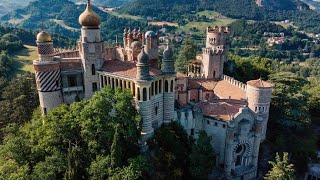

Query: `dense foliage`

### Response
(175, 37, 197, 73)
(0, 87, 148, 179)
(264, 152, 296, 180)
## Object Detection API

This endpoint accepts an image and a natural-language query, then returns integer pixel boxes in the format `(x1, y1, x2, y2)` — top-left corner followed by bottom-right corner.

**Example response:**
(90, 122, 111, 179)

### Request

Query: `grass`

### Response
(177, 11, 236, 36)
(12, 45, 37, 75)
(273, 21, 297, 29)
(106, 11, 143, 20)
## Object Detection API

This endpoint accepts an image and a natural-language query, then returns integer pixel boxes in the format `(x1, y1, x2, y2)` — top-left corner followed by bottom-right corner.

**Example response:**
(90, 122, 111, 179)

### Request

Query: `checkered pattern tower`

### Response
(33, 31, 63, 115)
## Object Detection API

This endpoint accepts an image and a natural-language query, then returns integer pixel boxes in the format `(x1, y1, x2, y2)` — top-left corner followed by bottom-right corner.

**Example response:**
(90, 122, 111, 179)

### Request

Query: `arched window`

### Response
(91, 64, 96, 75)
(155, 81, 158, 94)
(120, 80, 123, 89)
(155, 106, 158, 115)
(133, 83, 136, 96)
(170, 80, 174, 92)
(151, 82, 154, 96)
(159, 80, 162, 93)
(143, 88, 147, 101)
(165, 80, 169, 92)
(137, 87, 140, 100)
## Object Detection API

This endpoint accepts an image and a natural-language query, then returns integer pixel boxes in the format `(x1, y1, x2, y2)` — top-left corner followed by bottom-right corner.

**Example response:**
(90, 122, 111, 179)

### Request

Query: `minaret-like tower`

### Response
(201, 26, 230, 80)
(144, 31, 159, 68)
(33, 31, 63, 115)
(162, 45, 176, 124)
(246, 79, 273, 140)
(79, 0, 103, 98)
(136, 49, 153, 140)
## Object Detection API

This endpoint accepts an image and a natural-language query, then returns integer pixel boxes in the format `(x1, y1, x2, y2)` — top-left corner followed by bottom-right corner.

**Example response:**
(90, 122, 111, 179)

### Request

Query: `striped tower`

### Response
(162, 45, 176, 124)
(33, 31, 63, 115)
(136, 49, 153, 141)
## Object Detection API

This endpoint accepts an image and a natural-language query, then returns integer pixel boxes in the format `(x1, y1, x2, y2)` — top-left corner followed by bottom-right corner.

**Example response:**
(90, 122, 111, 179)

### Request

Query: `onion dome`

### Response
(163, 45, 173, 59)
(79, 0, 101, 28)
(145, 31, 156, 39)
(36, 31, 52, 42)
(137, 48, 149, 64)
(131, 41, 142, 50)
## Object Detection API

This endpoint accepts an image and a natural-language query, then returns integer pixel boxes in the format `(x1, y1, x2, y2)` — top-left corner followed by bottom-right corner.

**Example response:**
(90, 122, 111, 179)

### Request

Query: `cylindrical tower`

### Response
(136, 49, 153, 140)
(246, 79, 273, 140)
(144, 31, 158, 67)
(123, 28, 128, 48)
(34, 31, 63, 115)
(79, 0, 103, 99)
(162, 46, 176, 125)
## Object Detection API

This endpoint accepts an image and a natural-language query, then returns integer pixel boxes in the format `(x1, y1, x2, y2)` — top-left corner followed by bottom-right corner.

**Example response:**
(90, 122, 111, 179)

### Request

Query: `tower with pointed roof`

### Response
(34, 31, 63, 115)
(162, 45, 176, 124)
(79, 0, 103, 98)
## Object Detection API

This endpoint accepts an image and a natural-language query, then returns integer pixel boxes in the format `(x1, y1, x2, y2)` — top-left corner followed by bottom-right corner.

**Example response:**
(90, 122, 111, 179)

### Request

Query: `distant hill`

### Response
(0, 0, 133, 17)
(119, 0, 320, 33)
(301, 0, 320, 11)
(0, 0, 147, 39)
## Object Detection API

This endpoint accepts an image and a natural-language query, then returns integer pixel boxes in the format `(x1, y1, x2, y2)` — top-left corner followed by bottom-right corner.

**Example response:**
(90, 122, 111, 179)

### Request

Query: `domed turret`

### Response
(36, 31, 52, 42)
(137, 48, 149, 64)
(162, 45, 175, 74)
(136, 48, 150, 80)
(145, 31, 156, 39)
(79, 0, 101, 28)
(131, 41, 142, 50)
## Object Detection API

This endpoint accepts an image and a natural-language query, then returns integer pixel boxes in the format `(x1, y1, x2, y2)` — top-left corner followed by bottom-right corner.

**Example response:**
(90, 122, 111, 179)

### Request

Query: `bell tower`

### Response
(79, 0, 103, 98)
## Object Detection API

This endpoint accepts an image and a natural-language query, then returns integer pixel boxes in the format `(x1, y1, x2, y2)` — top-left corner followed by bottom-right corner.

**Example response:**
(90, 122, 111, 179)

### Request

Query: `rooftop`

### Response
(188, 79, 246, 100)
(199, 99, 247, 122)
(100, 59, 161, 78)
(247, 79, 272, 88)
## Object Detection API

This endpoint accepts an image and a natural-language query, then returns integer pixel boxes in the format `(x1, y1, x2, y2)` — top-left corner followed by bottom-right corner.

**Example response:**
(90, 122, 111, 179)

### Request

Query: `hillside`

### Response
(0, 0, 133, 17)
(119, 0, 320, 33)
(0, 0, 146, 39)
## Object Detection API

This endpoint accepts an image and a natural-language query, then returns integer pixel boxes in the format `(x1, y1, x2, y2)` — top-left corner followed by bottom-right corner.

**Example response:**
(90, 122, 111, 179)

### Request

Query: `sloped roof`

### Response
(247, 79, 272, 88)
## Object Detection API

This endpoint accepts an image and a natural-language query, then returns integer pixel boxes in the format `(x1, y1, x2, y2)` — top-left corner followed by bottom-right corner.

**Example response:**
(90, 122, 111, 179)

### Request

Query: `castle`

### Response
(33, 1, 273, 179)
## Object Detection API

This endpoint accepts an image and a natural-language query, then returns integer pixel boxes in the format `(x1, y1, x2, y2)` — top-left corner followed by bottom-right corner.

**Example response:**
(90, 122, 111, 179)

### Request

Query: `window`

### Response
(56, 80, 60, 88)
(170, 80, 174, 92)
(165, 80, 169, 92)
(137, 87, 140, 100)
(215, 122, 218, 126)
(120, 80, 123, 89)
(92, 82, 97, 92)
(191, 129, 194, 136)
(155, 106, 158, 115)
(101, 76, 104, 88)
(151, 82, 154, 96)
(68, 75, 77, 87)
(155, 81, 158, 94)
(159, 80, 162, 93)
(223, 124, 226, 128)
(143, 88, 147, 101)
(213, 71, 216, 78)
(207, 120, 210, 125)
(43, 108, 47, 115)
(133, 83, 136, 96)
(92, 64, 96, 75)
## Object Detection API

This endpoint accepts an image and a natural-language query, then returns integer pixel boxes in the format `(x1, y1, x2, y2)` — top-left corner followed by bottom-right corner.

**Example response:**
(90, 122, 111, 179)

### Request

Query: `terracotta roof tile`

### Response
(100, 60, 161, 78)
(199, 99, 247, 122)
(247, 79, 273, 88)
(187, 79, 246, 100)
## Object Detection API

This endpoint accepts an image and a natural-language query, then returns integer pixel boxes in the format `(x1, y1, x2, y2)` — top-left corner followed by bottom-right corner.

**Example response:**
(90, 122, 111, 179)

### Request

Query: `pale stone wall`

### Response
(151, 93, 164, 128)
(39, 90, 63, 114)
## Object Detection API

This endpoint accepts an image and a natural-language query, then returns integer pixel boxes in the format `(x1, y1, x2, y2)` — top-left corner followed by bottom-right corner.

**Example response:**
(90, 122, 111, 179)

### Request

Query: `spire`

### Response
(79, 0, 101, 28)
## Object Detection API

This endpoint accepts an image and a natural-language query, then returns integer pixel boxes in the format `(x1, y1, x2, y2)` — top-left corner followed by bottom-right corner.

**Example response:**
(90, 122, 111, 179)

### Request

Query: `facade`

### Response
(33, 1, 273, 179)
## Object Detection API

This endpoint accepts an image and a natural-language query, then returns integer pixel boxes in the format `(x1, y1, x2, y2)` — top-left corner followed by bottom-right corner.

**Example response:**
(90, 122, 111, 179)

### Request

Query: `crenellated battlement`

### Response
(223, 75, 247, 91)
(207, 25, 231, 34)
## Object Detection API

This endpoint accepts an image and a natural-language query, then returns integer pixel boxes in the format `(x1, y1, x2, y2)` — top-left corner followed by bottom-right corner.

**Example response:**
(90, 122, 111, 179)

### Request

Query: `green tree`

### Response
(110, 125, 123, 168)
(189, 131, 215, 180)
(175, 37, 197, 73)
(264, 152, 296, 180)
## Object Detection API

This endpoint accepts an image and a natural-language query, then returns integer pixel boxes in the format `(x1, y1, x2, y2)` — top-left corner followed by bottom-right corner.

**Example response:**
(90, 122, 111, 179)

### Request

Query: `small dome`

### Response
(36, 31, 52, 42)
(137, 48, 149, 64)
(163, 45, 173, 59)
(79, 2, 101, 28)
(131, 41, 142, 50)
(145, 31, 156, 39)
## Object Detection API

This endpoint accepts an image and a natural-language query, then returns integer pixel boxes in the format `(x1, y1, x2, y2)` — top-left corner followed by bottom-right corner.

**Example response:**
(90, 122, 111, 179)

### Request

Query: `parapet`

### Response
(223, 75, 247, 91)
(202, 47, 225, 55)
(207, 26, 231, 34)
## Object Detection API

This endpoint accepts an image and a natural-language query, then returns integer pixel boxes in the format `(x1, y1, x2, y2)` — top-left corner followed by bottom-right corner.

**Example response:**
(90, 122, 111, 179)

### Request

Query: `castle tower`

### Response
(79, 0, 103, 98)
(136, 49, 153, 140)
(162, 46, 176, 124)
(33, 31, 63, 115)
(201, 26, 230, 80)
(246, 79, 273, 140)
(144, 31, 159, 68)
